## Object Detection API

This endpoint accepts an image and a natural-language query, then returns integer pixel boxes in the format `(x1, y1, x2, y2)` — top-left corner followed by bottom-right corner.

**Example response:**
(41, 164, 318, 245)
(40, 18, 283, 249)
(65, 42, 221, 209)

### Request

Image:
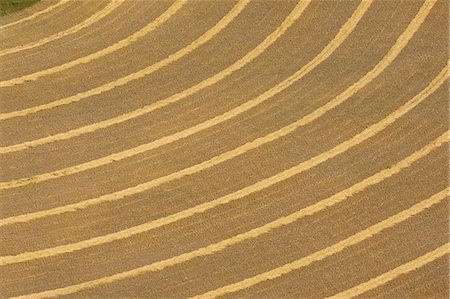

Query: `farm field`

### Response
(0, 0, 448, 298)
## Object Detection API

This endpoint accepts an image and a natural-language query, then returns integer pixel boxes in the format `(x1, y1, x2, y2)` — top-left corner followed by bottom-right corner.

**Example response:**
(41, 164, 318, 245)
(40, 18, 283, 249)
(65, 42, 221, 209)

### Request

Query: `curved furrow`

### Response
(0, 0, 125, 57)
(349, 253, 450, 298)
(177, 143, 448, 299)
(326, 244, 450, 299)
(0, 0, 69, 30)
(0, 1, 159, 81)
(0, 0, 332, 184)
(1, 1, 446, 297)
(0, 3, 437, 226)
(0, 0, 306, 149)
(3, 11, 443, 257)
(2, 0, 422, 197)
(0, 58, 446, 265)
(0, 0, 186, 87)
(0, 0, 250, 120)
(190, 188, 449, 299)
(7, 135, 448, 298)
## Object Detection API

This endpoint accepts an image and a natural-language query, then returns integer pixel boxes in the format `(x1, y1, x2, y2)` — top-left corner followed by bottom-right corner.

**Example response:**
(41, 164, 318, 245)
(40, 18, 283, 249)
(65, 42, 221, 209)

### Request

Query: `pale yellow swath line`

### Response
(0, 62, 446, 266)
(0, 0, 125, 57)
(0, 0, 70, 31)
(10, 148, 449, 299)
(0, 0, 187, 88)
(0, 2, 438, 228)
(0, 0, 307, 151)
(191, 189, 449, 299)
(327, 243, 450, 299)
(0, 0, 250, 121)
(0, 1, 371, 190)
(3, 2, 443, 296)
(0, 0, 433, 203)
(0, 0, 320, 183)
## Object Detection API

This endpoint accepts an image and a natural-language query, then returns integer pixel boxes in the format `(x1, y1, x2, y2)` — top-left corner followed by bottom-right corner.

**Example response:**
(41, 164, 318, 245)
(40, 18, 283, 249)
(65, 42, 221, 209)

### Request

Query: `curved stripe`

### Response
(0, 62, 446, 265)
(0, 0, 250, 120)
(9, 143, 449, 298)
(0, 4, 439, 231)
(0, 0, 437, 224)
(0, 0, 316, 154)
(0, 0, 187, 88)
(191, 189, 449, 299)
(326, 243, 450, 299)
(0, 0, 340, 184)
(0, 0, 69, 30)
(0, 0, 125, 57)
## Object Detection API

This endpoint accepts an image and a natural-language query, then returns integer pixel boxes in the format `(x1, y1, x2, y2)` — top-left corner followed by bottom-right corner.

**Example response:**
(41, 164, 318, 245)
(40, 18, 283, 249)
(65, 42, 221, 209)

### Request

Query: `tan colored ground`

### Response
(0, 0, 448, 298)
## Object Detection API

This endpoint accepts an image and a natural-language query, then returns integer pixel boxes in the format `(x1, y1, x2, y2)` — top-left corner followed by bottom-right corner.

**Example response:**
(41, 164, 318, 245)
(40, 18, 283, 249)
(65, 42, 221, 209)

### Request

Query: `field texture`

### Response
(0, 0, 449, 298)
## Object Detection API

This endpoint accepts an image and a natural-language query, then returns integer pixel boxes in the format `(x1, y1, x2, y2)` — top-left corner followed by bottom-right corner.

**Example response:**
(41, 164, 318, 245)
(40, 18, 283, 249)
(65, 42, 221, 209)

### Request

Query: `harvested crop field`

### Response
(0, 0, 449, 298)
